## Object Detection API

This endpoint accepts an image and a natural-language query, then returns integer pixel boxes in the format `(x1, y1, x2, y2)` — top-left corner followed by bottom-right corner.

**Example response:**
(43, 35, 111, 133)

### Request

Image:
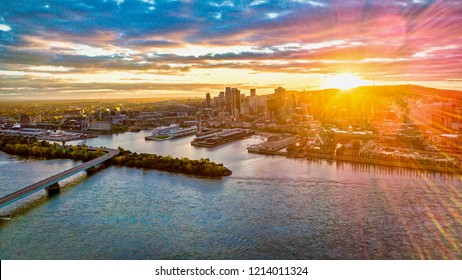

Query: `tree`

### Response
(1, 135, 233, 177)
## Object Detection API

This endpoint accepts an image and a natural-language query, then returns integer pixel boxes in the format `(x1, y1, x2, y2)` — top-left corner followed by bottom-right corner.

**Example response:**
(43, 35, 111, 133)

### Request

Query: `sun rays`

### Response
(321, 73, 371, 90)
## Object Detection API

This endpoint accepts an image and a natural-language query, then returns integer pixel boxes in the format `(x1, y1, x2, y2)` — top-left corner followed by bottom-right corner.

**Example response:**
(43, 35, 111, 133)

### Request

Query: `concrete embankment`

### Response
(333, 155, 462, 174)
(249, 149, 462, 174)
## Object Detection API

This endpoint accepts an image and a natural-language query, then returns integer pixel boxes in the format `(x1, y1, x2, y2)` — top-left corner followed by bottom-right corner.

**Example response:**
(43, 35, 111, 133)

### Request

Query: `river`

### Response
(1, 131, 461, 259)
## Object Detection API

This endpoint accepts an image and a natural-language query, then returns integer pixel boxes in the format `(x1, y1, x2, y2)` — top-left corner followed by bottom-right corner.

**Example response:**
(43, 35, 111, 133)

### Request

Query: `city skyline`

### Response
(1, 0, 462, 99)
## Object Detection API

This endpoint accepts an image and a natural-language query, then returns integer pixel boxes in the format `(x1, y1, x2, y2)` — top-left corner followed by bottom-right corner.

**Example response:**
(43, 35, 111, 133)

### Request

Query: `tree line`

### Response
(0, 136, 105, 161)
(0, 135, 232, 177)
(111, 147, 231, 177)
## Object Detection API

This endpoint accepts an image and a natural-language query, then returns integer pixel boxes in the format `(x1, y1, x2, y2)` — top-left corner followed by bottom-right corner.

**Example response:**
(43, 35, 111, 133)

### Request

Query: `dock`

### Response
(191, 128, 254, 147)
(247, 136, 300, 153)
(145, 125, 197, 141)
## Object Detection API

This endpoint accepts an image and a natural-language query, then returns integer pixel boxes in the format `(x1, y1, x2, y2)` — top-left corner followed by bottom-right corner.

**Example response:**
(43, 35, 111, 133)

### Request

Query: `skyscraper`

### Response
(206, 92, 211, 108)
(218, 91, 225, 108)
(231, 88, 241, 115)
(225, 87, 232, 112)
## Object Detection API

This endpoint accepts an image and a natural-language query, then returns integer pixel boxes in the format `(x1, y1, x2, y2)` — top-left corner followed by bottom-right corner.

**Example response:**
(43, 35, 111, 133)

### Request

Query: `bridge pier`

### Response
(86, 163, 106, 175)
(45, 183, 60, 195)
(0, 147, 119, 209)
(86, 166, 98, 175)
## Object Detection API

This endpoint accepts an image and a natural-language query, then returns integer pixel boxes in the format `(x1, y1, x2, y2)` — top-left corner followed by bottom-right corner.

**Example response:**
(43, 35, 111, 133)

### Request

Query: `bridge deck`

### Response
(0, 147, 119, 208)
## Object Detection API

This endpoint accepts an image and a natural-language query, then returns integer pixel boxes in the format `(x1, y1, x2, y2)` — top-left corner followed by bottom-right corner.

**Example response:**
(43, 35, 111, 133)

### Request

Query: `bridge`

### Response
(0, 147, 119, 208)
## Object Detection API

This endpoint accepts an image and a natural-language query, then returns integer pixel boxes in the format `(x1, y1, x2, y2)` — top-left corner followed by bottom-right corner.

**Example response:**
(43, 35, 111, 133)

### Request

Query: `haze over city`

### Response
(3, 0, 462, 266)
(1, 0, 462, 100)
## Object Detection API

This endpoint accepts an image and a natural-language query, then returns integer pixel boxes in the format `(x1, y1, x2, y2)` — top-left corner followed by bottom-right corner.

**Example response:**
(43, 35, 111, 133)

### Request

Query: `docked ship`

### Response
(191, 128, 254, 147)
(145, 124, 198, 141)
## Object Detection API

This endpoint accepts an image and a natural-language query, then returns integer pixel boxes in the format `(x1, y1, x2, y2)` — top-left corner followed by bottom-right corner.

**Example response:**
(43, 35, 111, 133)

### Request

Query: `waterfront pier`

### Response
(191, 128, 254, 147)
(247, 136, 300, 154)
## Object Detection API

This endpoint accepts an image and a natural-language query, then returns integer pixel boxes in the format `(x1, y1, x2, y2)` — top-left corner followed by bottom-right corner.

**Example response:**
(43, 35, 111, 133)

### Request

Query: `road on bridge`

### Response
(0, 147, 119, 208)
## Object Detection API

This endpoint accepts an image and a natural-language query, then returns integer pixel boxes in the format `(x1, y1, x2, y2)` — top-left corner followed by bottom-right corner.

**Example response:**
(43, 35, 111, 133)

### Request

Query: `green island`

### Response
(0, 135, 232, 177)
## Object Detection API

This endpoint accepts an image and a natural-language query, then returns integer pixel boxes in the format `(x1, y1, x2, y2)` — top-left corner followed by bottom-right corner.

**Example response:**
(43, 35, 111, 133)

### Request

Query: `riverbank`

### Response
(333, 155, 462, 174)
(1, 125, 461, 260)
(249, 149, 462, 174)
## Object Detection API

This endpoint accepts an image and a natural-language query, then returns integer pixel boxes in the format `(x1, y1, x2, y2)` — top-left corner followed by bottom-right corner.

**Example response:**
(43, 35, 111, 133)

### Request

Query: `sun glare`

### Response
(321, 73, 370, 90)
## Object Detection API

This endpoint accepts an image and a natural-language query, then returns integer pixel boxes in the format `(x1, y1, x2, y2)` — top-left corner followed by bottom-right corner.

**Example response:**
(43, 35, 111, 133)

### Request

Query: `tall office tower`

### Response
(225, 87, 232, 112)
(206, 92, 211, 108)
(240, 96, 250, 115)
(250, 88, 256, 97)
(219, 91, 225, 108)
(231, 88, 241, 115)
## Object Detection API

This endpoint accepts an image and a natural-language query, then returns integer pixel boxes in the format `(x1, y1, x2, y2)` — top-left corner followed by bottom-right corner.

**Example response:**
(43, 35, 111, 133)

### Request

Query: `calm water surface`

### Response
(1, 131, 461, 259)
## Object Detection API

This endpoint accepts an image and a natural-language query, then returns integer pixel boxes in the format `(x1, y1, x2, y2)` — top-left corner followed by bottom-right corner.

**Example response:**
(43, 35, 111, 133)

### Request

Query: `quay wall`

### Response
(249, 149, 462, 174)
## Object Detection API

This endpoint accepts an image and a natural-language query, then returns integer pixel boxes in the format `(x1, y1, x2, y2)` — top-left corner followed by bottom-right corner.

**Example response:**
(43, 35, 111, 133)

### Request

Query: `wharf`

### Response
(39, 133, 97, 142)
(145, 135, 169, 141)
(247, 137, 300, 153)
(195, 128, 222, 139)
(145, 125, 197, 141)
(333, 155, 462, 174)
(250, 148, 462, 174)
(191, 128, 254, 147)
(145, 129, 197, 140)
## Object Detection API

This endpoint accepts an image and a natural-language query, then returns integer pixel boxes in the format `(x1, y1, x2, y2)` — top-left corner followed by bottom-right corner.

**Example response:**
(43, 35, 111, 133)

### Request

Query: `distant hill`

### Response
(298, 85, 462, 101)
(288, 85, 462, 122)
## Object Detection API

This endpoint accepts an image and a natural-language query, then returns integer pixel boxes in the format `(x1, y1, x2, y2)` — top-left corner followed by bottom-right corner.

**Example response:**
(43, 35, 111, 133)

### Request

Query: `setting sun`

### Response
(321, 73, 370, 90)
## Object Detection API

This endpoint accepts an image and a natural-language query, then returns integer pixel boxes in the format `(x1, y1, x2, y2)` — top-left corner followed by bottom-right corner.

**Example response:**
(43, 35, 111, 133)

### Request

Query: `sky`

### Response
(0, 0, 461, 99)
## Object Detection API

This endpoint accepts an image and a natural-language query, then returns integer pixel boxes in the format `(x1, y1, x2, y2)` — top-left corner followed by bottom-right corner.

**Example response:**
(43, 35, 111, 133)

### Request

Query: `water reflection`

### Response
(0, 132, 461, 259)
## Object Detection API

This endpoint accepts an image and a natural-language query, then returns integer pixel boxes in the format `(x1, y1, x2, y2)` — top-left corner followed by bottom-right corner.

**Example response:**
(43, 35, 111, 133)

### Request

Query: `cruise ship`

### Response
(145, 124, 198, 141)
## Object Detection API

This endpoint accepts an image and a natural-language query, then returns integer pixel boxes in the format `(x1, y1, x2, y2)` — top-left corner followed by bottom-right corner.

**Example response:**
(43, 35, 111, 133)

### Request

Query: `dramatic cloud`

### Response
(0, 0, 461, 98)
(0, 24, 11, 32)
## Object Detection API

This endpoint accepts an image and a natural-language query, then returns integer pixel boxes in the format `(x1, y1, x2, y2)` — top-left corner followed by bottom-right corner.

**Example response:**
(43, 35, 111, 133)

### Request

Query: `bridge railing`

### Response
(0, 147, 119, 208)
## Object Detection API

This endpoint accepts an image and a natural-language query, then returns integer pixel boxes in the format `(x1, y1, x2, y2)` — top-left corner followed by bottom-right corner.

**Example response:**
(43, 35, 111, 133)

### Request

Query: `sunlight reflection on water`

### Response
(0, 133, 461, 259)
